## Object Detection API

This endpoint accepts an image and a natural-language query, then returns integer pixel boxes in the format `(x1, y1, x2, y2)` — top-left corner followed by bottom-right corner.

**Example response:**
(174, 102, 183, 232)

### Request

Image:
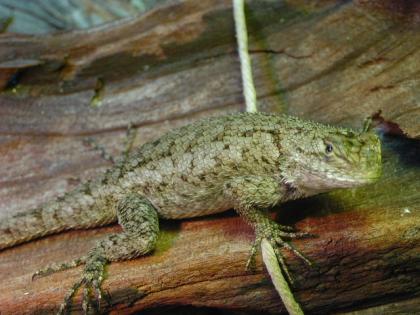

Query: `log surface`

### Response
(0, 1, 419, 314)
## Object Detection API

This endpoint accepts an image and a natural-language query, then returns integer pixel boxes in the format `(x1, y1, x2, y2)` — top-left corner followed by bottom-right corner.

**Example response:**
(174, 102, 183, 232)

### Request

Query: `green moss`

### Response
(0, 16, 13, 33)
(154, 222, 180, 255)
(2, 84, 31, 97)
(90, 78, 105, 108)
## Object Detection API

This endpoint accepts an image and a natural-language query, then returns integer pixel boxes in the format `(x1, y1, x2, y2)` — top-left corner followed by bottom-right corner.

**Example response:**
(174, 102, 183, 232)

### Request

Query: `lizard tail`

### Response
(0, 182, 117, 250)
(0, 207, 61, 250)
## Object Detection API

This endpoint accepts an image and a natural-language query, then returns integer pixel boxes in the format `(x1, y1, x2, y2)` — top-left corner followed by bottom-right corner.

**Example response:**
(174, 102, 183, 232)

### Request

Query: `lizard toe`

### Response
(245, 235, 262, 271)
(56, 253, 107, 314)
(33, 256, 86, 281)
(278, 230, 316, 240)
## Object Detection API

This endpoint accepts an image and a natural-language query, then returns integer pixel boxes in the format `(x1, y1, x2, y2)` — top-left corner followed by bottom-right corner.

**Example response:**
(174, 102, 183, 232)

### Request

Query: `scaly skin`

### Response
(0, 112, 382, 314)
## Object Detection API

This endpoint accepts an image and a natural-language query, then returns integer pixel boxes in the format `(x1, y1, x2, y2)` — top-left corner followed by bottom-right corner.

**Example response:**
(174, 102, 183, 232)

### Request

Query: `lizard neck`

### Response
(280, 160, 328, 200)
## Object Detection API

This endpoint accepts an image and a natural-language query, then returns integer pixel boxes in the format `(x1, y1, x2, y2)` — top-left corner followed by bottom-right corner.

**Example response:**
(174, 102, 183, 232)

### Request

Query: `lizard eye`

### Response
(325, 143, 333, 154)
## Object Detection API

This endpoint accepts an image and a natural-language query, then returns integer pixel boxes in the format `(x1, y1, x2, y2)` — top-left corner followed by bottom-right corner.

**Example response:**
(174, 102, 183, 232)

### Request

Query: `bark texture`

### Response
(0, 1, 419, 314)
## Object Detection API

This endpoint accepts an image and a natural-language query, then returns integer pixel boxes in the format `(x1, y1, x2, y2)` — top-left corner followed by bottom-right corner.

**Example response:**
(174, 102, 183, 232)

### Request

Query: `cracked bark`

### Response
(0, 1, 419, 314)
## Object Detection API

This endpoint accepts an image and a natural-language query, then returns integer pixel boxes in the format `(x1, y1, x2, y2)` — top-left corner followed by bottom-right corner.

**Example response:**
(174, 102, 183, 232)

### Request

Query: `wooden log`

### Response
(0, 1, 419, 314)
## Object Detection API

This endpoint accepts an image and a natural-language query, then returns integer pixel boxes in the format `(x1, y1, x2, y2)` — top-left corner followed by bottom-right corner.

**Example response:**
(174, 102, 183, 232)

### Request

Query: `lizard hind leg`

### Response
(57, 193, 159, 315)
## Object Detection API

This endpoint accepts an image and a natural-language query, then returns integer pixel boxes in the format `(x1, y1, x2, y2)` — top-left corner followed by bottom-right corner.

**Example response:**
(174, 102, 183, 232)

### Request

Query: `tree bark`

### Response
(0, 1, 419, 314)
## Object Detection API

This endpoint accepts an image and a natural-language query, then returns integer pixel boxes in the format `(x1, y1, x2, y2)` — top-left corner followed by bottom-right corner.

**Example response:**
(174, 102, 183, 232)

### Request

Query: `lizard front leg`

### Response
(224, 176, 312, 283)
(55, 193, 159, 314)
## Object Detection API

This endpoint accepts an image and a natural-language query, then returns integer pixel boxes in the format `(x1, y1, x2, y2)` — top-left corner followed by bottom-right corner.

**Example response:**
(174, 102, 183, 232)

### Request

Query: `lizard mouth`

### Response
(297, 162, 382, 190)
(342, 172, 381, 185)
(322, 171, 381, 188)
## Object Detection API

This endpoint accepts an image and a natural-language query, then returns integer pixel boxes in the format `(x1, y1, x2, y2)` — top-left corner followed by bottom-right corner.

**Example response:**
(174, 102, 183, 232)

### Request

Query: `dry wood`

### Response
(0, 1, 419, 314)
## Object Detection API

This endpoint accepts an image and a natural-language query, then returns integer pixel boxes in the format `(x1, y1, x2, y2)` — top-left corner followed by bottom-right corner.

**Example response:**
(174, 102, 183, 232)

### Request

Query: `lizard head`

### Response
(282, 121, 382, 194)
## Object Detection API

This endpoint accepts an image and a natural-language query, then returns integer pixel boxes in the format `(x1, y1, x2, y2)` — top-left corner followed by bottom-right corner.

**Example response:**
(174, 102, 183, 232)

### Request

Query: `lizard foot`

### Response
(56, 195, 158, 314)
(57, 254, 108, 315)
(246, 219, 314, 284)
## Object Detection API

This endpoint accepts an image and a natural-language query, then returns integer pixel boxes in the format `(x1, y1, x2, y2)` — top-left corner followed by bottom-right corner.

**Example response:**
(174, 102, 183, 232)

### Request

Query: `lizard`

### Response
(0, 112, 382, 314)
